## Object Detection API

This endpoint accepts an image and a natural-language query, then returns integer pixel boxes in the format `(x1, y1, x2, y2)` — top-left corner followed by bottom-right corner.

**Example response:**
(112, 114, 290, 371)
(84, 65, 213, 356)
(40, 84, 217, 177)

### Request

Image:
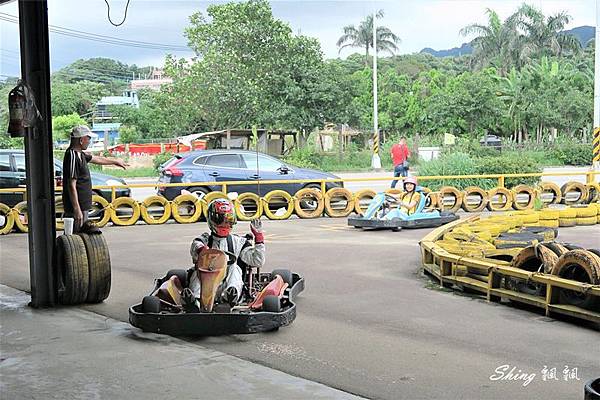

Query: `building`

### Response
(130, 68, 173, 91)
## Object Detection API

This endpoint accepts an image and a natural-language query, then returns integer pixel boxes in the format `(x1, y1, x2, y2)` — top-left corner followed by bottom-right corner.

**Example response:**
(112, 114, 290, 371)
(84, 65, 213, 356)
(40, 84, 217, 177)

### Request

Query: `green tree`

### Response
(52, 113, 87, 140)
(336, 10, 401, 66)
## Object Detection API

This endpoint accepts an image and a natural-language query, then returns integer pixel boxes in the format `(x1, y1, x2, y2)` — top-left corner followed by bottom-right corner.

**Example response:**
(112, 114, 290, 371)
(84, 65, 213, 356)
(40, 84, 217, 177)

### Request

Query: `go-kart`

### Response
(129, 246, 304, 336)
(348, 188, 459, 231)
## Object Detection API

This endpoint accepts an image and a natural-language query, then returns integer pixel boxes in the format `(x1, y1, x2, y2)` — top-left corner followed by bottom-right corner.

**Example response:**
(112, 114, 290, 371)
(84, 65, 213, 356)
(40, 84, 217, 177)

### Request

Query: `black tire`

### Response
(541, 242, 569, 257)
(585, 377, 600, 400)
(262, 295, 281, 312)
(563, 243, 583, 251)
(166, 269, 188, 288)
(186, 186, 210, 200)
(79, 233, 111, 303)
(141, 295, 161, 313)
(588, 249, 600, 259)
(55, 235, 89, 305)
(272, 268, 293, 286)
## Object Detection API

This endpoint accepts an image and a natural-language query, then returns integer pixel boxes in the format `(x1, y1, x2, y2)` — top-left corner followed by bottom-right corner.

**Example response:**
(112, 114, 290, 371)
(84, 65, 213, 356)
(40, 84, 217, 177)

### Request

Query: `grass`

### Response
(89, 166, 158, 178)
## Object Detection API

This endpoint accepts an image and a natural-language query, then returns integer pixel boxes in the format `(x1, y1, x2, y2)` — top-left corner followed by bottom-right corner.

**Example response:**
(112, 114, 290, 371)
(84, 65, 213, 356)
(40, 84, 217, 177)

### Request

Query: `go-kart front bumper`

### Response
(348, 212, 459, 230)
(129, 273, 305, 336)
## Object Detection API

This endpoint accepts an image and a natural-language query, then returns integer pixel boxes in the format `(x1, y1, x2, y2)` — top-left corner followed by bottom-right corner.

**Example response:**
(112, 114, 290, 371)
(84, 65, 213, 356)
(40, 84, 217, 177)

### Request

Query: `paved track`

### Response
(1, 218, 599, 399)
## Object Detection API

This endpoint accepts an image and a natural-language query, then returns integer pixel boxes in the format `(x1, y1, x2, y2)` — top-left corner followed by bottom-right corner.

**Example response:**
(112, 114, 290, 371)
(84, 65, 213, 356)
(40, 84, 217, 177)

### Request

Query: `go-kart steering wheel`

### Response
(221, 249, 237, 265)
(384, 194, 399, 204)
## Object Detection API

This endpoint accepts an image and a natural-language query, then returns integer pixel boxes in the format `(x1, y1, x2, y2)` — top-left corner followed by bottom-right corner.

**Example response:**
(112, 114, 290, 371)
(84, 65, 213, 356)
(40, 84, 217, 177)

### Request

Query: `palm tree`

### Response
(515, 4, 580, 60)
(336, 10, 401, 66)
(460, 8, 521, 75)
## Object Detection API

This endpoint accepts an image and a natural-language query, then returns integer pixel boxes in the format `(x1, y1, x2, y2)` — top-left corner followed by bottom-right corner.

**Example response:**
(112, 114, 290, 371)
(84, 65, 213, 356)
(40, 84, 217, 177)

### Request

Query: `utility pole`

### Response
(594, 0, 600, 168)
(371, 10, 381, 170)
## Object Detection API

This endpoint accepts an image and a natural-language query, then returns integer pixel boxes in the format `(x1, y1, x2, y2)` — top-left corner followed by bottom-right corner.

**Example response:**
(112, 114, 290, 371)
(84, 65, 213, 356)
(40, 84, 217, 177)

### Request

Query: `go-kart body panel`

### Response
(129, 272, 304, 336)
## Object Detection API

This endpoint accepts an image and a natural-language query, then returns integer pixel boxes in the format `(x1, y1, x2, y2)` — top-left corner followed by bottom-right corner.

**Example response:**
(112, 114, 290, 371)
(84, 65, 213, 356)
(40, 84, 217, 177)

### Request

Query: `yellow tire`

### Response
(538, 182, 562, 205)
(294, 188, 324, 219)
(537, 219, 559, 228)
(438, 186, 463, 213)
(353, 189, 377, 215)
(12, 201, 29, 233)
(171, 194, 203, 223)
(509, 211, 539, 224)
(90, 195, 111, 228)
(558, 207, 577, 219)
(576, 216, 597, 226)
(486, 187, 513, 211)
(461, 186, 489, 213)
(561, 181, 588, 205)
(585, 182, 600, 203)
(262, 190, 294, 220)
(324, 188, 354, 217)
(511, 185, 536, 210)
(559, 218, 577, 227)
(140, 195, 172, 225)
(234, 192, 263, 221)
(385, 188, 404, 196)
(573, 205, 597, 218)
(0, 203, 15, 235)
(538, 209, 559, 220)
(110, 197, 141, 226)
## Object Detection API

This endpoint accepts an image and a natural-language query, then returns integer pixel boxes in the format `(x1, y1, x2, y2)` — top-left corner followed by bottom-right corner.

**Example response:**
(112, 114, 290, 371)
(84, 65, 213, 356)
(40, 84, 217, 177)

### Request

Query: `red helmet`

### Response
(403, 176, 418, 190)
(207, 199, 237, 237)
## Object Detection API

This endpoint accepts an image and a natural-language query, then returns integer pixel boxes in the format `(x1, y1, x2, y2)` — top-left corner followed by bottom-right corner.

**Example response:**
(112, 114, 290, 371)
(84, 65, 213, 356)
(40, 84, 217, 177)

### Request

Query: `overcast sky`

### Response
(0, 0, 596, 78)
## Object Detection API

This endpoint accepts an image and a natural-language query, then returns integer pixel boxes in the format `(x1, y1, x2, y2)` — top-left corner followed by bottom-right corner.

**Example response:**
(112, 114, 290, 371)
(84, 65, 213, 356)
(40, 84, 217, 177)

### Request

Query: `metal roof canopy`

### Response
(15, 0, 57, 307)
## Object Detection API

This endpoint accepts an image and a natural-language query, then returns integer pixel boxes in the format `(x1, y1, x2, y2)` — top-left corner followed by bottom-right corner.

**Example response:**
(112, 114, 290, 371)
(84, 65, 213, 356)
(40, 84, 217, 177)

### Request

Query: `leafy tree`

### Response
(118, 125, 142, 143)
(336, 10, 401, 66)
(52, 113, 87, 140)
(51, 80, 111, 116)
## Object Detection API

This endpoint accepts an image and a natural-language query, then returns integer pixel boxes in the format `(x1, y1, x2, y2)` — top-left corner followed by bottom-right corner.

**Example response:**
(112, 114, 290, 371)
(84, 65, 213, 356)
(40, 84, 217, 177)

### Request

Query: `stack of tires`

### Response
(55, 232, 111, 305)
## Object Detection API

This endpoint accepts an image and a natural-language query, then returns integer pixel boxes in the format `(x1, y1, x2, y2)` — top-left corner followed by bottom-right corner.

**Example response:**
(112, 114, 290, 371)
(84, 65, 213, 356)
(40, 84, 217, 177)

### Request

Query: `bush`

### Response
(153, 152, 174, 170)
(551, 144, 591, 166)
(475, 153, 541, 188)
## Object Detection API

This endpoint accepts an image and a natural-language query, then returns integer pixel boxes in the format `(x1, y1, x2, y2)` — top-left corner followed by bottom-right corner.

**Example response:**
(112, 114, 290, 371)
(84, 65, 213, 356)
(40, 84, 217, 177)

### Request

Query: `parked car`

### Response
(0, 149, 131, 207)
(157, 149, 342, 200)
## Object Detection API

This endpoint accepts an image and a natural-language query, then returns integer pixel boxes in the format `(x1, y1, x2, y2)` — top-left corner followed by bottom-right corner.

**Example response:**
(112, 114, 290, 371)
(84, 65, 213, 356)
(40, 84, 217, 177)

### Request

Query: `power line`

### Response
(0, 13, 191, 51)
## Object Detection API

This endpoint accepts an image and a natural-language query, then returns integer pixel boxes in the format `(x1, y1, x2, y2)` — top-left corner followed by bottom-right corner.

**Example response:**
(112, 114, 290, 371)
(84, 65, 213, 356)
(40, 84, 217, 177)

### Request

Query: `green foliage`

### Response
(117, 125, 142, 144)
(52, 113, 87, 140)
(51, 80, 111, 116)
(550, 143, 591, 166)
(153, 152, 174, 170)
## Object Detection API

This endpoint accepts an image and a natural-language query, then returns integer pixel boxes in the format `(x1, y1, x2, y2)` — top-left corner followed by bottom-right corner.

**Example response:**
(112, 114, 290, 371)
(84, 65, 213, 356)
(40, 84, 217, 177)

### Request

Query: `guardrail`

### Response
(419, 215, 600, 324)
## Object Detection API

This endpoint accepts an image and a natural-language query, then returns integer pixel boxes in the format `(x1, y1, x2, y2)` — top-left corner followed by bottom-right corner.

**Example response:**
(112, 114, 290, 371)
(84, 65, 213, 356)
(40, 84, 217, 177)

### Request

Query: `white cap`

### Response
(70, 125, 98, 138)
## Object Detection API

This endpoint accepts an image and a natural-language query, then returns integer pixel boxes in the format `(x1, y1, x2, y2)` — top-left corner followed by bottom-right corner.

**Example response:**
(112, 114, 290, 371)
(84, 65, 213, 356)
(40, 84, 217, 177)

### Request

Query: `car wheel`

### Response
(187, 186, 210, 200)
(166, 269, 188, 288)
(300, 184, 321, 209)
(271, 268, 293, 286)
(142, 296, 161, 313)
(262, 295, 281, 312)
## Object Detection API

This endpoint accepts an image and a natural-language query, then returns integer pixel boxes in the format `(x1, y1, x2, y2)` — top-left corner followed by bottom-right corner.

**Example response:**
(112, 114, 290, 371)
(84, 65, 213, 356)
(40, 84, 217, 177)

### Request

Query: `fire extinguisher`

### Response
(7, 80, 41, 138)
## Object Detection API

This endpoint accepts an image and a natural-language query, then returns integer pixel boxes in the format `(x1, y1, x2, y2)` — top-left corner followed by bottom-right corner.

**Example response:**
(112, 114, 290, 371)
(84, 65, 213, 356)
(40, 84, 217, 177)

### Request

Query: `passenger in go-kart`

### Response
(186, 199, 265, 310)
(395, 176, 421, 217)
(363, 176, 422, 220)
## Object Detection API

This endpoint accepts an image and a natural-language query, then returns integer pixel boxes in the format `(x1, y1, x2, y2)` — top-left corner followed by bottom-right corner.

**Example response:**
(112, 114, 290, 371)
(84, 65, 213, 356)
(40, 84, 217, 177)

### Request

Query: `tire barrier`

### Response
(0, 203, 14, 235)
(263, 190, 295, 220)
(79, 233, 111, 303)
(55, 234, 89, 305)
(461, 186, 488, 213)
(561, 181, 588, 205)
(324, 188, 354, 217)
(1, 175, 599, 234)
(438, 186, 463, 213)
(12, 201, 28, 233)
(293, 188, 324, 219)
(511, 185, 536, 210)
(486, 187, 513, 211)
(171, 193, 203, 224)
(91, 195, 111, 228)
(538, 182, 562, 205)
(234, 192, 263, 221)
(420, 215, 600, 323)
(140, 195, 172, 225)
(110, 197, 141, 226)
(353, 189, 377, 215)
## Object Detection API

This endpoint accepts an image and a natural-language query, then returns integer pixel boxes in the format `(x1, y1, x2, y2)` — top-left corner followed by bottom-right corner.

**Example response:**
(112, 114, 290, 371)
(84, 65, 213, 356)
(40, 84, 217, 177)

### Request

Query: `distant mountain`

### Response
(420, 25, 595, 58)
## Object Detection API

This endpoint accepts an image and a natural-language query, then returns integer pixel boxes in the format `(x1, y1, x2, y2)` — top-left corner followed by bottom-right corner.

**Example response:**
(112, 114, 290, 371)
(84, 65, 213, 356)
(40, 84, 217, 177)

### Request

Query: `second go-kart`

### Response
(348, 188, 459, 231)
(129, 246, 304, 336)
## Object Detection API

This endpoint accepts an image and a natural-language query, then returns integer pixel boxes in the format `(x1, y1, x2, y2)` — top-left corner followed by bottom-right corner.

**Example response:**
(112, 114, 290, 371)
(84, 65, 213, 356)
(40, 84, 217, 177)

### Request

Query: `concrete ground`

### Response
(1, 216, 599, 400)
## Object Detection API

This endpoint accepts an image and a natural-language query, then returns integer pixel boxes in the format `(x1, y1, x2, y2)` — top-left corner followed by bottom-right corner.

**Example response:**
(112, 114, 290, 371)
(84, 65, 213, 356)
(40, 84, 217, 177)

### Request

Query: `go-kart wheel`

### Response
(166, 269, 188, 288)
(262, 295, 281, 312)
(271, 269, 293, 286)
(141, 296, 161, 313)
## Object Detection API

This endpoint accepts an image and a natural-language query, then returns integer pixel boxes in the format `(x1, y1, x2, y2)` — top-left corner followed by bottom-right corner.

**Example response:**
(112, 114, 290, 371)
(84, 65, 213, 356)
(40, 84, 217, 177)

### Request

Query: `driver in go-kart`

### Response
(186, 199, 265, 309)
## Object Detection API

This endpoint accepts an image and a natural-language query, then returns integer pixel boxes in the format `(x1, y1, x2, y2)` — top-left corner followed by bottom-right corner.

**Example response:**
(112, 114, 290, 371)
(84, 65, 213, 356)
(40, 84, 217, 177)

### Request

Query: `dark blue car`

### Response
(157, 149, 342, 199)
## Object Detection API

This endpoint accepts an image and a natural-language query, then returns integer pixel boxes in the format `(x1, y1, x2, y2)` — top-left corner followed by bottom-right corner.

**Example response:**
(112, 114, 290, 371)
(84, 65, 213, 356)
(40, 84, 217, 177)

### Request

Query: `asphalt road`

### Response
(1, 217, 599, 400)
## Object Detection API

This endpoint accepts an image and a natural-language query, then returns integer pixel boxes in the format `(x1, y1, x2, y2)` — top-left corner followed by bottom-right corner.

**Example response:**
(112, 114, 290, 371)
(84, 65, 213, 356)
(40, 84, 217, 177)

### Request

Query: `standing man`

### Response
(62, 125, 128, 232)
(390, 137, 410, 188)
